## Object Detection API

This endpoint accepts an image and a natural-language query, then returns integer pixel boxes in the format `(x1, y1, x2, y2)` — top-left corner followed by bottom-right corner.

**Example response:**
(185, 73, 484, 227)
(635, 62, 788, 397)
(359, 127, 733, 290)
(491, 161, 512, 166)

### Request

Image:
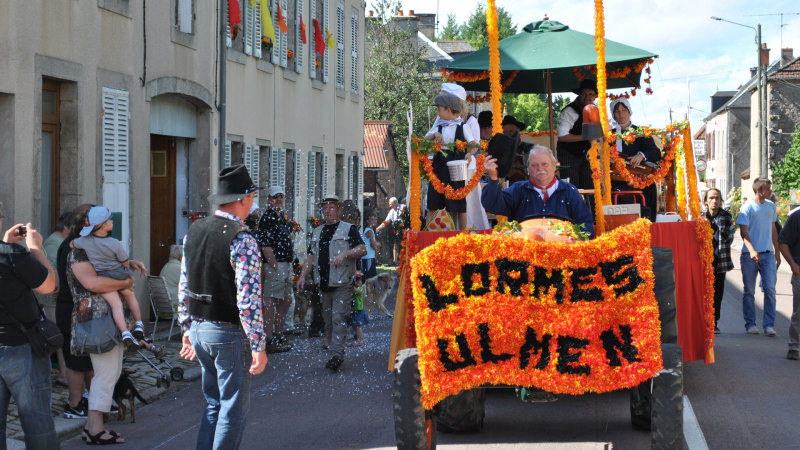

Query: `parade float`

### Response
(388, 1, 715, 449)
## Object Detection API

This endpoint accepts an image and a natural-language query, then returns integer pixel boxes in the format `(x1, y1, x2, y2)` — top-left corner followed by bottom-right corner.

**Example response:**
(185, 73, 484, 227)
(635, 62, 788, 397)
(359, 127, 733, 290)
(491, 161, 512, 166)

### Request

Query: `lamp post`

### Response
(710, 16, 766, 177)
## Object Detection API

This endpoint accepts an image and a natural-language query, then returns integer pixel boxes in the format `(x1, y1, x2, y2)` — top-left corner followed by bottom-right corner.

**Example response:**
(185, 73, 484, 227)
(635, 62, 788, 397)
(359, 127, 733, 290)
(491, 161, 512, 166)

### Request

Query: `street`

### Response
(60, 244, 800, 449)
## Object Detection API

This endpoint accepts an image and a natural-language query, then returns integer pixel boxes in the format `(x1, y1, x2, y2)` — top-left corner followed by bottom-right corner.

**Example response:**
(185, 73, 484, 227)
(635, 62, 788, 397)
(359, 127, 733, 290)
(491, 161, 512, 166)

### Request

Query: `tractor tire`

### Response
(393, 348, 436, 450)
(652, 247, 678, 345)
(435, 388, 486, 433)
(629, 379, 652, 431)
(651, 343, 683, 450)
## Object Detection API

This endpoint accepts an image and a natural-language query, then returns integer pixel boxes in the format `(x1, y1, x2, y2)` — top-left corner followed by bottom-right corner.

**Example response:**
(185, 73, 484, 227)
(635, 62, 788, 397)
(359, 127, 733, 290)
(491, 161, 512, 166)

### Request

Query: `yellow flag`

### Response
(256, 0, 277, 46)
(326, 28, 336, 49)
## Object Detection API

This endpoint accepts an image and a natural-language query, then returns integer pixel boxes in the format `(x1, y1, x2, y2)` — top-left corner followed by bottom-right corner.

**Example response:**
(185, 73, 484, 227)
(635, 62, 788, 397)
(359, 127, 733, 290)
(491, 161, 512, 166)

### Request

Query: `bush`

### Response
(772, 127, 800, 198)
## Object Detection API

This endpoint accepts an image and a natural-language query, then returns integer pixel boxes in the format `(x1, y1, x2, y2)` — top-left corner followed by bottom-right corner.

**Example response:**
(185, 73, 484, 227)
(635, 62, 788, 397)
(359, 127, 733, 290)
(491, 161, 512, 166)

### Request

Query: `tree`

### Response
(503, 94, 570, 132)
(459, 4, 516, 50)
(438, 13, 459, 40)
(365, 0, 437, 181)
(771, 126, 800, 198)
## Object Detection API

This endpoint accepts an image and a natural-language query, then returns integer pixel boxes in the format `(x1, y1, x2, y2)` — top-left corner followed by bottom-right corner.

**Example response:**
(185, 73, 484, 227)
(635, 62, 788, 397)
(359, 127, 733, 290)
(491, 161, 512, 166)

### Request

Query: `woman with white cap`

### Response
(609, 97, 662, 221)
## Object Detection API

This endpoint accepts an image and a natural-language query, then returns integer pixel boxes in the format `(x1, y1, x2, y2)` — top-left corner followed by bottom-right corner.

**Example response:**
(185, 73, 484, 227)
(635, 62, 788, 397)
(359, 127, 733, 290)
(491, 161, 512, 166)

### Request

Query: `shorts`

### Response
(262, 261, 293, 299)
(97, 265, 133, 280)
(426, 180, 467, 213)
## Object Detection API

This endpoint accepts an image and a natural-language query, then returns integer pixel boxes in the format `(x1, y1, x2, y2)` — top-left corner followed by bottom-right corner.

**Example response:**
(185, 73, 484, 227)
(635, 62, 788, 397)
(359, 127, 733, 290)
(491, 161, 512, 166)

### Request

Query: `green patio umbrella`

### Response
(446, 19, 658, 94)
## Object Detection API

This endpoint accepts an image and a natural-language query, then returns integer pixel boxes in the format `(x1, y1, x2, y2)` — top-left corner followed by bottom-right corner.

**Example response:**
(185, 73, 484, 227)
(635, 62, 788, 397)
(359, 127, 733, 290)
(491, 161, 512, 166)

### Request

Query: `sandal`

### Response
(84, 429, 124, 445)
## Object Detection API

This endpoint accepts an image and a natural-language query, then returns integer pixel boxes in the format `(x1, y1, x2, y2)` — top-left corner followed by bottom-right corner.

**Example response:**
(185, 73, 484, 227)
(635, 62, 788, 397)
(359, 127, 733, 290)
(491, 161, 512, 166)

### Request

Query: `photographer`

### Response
(0, 201, 59, 448)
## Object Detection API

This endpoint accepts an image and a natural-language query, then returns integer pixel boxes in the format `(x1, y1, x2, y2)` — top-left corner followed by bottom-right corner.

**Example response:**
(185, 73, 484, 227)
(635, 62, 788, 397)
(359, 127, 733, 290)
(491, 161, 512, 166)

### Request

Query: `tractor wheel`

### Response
(651, 343, 683, 450)
(435, 389, 485, 433)
(629, 379, 653, 431)
(393, 348, 436, 450)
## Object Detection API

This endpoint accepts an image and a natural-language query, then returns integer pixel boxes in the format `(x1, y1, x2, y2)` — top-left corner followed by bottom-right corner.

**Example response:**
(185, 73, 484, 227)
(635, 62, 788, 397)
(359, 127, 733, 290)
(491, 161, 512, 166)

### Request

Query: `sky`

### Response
(384, 0, 800, 133)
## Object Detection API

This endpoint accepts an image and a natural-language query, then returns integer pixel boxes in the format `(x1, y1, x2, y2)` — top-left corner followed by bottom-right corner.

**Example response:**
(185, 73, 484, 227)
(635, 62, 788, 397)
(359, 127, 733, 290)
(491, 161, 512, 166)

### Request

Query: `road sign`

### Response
(695, 158, 707, 172)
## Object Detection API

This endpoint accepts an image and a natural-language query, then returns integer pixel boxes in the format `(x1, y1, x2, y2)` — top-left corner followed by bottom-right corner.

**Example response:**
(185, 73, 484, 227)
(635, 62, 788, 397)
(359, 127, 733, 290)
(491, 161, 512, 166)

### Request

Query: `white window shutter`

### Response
(321, 153, 328, 195)
(101, 87, 130, 252)
(335, 2, 344, 89)
(224, 140, 232, 168)
(271, 0, 280, 63)
(309, 0, 316, 78)
(322, 0, 329, 83)
(295, 0, 304, 74)
(226, 1, 232, 47)
(307, 151, 316, 217)
(253, 2, 263, 58)
(347, 155, 354, 199)
(178, 0, 193, 34)
(251, 144, 260, 205)
(357, 156, 363, 200)
(270, 146, 280, 186)
(293, 150, 302, 219)
(244, 1, 254, 55)
(351, 9, 358, 93)
(279, 149, 287, 189)
(280, 0, 288, 67)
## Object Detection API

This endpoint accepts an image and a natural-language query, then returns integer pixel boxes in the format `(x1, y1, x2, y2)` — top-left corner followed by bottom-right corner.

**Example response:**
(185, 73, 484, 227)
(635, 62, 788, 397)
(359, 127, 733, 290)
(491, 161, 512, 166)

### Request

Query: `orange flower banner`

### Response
(409, 219, 662, 409)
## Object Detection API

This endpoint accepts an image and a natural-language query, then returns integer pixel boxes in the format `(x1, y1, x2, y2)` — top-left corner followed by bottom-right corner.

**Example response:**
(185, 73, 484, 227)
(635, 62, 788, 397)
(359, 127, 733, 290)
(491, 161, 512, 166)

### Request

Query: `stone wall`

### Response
(767, 82, 800, 164)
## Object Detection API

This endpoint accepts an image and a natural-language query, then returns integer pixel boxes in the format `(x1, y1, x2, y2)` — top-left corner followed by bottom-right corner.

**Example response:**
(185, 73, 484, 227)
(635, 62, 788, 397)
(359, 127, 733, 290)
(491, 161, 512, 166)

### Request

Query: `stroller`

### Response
(124, 339, 184, 388)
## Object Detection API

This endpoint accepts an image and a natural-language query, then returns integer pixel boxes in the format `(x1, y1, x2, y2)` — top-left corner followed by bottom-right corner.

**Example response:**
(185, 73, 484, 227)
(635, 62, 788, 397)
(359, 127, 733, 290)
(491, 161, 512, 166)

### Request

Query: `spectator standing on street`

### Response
(361, 211, 381, 280)
(738, 177, 781, 336)
(0, 201, 59, 448)
(779, 206, 800, 360)
(703, 188, 735, 334)
(178, 165, 267, 449)
(376, 197, 402, 265)
(256, 186, 295, 354)
(160, 244, 183, 301)
(297, 195, 366, 371)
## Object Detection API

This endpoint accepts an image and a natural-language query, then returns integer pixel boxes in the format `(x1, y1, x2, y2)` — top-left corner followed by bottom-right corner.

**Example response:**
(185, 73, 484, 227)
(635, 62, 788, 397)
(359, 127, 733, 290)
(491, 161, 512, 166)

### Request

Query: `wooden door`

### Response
(150, 135, 176, 274)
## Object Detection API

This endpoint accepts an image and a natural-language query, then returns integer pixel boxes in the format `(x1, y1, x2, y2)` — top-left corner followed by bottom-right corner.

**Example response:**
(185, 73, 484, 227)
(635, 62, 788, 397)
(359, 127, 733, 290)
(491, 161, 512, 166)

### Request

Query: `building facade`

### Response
(0, 0, 364, 317)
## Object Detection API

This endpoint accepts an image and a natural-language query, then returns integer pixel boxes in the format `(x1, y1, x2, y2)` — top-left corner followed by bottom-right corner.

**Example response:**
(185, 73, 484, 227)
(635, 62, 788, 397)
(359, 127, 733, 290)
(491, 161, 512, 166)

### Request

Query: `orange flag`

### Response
(277, 3, 289, 33)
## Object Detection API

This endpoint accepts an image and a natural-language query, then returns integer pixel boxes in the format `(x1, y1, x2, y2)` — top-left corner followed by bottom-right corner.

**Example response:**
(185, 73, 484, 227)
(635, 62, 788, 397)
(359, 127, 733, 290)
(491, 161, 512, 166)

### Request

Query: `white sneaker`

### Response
(746, 327, 759, 335)
(765, 327, 777, 337)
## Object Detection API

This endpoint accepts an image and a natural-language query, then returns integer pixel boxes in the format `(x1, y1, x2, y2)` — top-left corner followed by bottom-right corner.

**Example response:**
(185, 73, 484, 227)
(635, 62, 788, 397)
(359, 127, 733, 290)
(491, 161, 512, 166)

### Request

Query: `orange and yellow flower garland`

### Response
(410, 154, 422, 231)
(594, 0, 612, 206)
(573, 58, 655, 100)
(422, 154, 487, 200)
(465, 71, 519, 103)
(606, 121, 688, 189)
(675, 147, 688, 221)
(487, 0, 502, 134)
(588, 141, 606, 235)
(683, 127, 702, 219)
(409, 219, 662, 408)
(441, 69, 490, 83)
(522, 130, 555, 138)
(695, 217, 716, 356)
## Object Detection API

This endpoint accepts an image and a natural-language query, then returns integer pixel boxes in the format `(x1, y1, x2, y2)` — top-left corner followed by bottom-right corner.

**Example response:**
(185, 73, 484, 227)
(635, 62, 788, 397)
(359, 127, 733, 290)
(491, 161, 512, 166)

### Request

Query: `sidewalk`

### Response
(4, 326, 200, 448)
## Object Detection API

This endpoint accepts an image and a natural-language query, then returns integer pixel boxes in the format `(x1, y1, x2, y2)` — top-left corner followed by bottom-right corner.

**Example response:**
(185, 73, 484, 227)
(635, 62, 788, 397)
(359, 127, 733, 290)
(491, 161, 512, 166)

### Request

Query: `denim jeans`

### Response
(741, 252, 778, 330)
(190, 321, 251, 450)
(0, 343, 58, 450)
(788, 275, 800, 350)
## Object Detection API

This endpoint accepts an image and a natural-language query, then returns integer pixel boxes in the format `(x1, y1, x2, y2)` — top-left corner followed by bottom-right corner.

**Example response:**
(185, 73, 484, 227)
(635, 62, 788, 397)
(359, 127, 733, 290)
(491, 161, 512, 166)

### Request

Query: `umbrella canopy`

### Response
(445, 20, 657, 94)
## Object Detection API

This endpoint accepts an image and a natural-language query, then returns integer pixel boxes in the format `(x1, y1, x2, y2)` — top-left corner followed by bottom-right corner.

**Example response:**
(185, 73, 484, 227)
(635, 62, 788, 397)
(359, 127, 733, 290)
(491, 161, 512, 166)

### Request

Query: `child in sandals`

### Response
(73, 206, 146, 350)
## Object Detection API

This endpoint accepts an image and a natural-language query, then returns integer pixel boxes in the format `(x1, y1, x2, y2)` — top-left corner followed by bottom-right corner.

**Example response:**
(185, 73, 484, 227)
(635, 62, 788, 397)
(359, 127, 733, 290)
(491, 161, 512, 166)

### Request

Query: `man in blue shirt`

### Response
(738, 177, 781, 336)
(481, 145, 595, 237)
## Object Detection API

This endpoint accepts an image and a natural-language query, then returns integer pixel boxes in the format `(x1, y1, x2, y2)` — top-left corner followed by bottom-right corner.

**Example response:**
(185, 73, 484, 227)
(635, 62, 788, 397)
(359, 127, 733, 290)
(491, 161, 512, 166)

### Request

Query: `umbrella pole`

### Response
(547, 69, 556, 153)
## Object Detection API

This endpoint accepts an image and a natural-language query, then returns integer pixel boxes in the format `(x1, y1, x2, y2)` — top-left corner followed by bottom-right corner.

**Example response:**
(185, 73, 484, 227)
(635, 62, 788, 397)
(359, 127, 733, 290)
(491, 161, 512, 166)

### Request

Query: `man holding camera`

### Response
(0, 201, 59, 448)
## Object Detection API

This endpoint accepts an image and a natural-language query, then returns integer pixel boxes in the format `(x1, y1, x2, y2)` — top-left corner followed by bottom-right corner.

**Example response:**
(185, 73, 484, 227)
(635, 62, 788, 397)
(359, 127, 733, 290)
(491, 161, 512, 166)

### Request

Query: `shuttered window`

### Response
(294, 0, 304, 74)
(101, 87, 131, 251)
(307, 151, 317, 216)
(321, 0, 329, 83)
(335, 1, 345, 89)
(350, 8, 359, 93)
(244, 144, 260, 205)
(293, 150, 302, 219)
(177, 0, 193, 34)
(308, 0, 316, 79)
(245, 0, 263, 58)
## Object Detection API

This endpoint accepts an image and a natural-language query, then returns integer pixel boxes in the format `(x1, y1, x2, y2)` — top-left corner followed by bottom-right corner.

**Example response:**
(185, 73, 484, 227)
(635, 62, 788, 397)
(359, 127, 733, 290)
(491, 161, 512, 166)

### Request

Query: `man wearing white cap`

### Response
(255, 186, 295, 353)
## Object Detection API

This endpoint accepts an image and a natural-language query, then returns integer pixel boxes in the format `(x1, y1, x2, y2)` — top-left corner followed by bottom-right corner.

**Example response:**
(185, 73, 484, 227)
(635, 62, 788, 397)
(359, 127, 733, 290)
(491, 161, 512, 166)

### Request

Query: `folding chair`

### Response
(147, 275, 178, 341)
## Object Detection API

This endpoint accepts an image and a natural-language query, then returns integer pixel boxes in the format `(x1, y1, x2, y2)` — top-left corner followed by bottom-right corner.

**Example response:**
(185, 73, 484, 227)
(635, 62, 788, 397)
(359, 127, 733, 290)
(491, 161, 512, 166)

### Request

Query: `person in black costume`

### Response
(556, 79, 598, 189)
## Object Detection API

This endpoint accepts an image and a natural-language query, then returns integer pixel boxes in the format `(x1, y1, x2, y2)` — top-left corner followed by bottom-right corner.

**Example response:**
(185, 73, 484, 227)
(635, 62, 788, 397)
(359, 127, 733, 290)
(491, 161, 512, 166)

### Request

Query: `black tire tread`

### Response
(393, 348, 436, 450)
(651, 343, 683, 450)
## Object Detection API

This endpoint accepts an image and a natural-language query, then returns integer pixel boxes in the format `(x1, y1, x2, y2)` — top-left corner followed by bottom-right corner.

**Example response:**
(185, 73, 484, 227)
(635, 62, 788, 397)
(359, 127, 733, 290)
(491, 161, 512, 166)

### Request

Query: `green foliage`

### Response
(771, 126, 800, 198)
(459, 4, 516, 50)
(727, 186, 742, 225)
(438, 13, 460, 40)
(364, 0, 437, 181)
(502, 94, 569, 132)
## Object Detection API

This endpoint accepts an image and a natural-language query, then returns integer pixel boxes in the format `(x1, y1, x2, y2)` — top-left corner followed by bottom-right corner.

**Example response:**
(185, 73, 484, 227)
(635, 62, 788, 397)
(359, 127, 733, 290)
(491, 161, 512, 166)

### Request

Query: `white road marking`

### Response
(684, 395, 709, 450)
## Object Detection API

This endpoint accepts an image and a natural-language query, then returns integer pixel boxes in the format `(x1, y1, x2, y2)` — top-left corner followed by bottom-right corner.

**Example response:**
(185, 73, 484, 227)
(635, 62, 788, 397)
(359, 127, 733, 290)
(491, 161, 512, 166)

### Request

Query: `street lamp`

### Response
(710, 16, 766, 178)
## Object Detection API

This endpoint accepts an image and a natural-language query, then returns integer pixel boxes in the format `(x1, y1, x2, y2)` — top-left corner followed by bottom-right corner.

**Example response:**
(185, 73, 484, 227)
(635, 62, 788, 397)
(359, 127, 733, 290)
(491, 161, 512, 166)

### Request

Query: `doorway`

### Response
(150, 135, 176, 274)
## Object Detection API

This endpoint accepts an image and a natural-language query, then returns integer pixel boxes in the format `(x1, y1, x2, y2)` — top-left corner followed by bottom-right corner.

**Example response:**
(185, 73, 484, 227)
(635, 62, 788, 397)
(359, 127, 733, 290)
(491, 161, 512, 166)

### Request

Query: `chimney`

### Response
(782, 48, 794, 67)
(760, 43, 770, 68)
(397, 10, 403, 16)
(750, 67, 757, 78)
(408, 10, 414, 16)
(368, 10, 373, 17)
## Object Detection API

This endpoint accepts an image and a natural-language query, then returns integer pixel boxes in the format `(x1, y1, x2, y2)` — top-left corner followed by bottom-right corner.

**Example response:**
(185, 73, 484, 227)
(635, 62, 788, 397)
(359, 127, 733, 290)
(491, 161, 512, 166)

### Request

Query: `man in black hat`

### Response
(556, 79, 598, 189)
(296, 195, 366, 371)
(502, 115, 534, 183)
(178, 164, 267, 448)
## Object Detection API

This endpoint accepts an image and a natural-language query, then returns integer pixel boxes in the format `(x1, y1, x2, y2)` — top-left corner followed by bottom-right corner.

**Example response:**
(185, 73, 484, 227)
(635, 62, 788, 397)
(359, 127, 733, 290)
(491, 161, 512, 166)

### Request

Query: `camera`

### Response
(18, 225, 27, 237)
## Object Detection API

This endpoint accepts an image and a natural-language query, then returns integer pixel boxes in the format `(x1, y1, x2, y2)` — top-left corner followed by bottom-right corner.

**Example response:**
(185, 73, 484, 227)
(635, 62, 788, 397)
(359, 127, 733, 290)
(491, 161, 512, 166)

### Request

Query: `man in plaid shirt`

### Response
(703, 188, 735, 334)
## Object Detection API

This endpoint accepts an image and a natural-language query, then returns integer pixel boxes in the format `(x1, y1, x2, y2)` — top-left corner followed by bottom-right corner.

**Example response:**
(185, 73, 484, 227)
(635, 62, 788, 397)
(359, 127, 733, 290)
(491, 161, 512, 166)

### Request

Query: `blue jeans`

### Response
(741, 252, 778, 329)
(190, 321, 251, 450)
(0, 343, 58, 450)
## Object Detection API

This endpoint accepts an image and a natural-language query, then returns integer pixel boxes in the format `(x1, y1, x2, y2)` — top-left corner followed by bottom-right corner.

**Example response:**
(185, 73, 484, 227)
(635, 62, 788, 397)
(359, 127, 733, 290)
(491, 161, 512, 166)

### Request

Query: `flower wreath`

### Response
(411, 138, 489, 200)
(606, 121, 688, 189)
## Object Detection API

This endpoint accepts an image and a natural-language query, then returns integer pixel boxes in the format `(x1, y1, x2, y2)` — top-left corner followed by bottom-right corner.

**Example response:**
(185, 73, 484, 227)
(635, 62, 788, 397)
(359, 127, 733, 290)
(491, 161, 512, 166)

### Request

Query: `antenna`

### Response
(746, 12, 800, 49)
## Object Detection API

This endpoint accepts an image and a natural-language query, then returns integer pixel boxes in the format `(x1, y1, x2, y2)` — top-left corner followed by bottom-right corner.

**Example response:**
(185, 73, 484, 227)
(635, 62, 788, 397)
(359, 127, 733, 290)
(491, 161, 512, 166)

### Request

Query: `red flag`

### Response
(228, 0, 242, 39)
(277, 3, 289, 33)
(300, 15, 307, 44)
(313, 18, 325, 56)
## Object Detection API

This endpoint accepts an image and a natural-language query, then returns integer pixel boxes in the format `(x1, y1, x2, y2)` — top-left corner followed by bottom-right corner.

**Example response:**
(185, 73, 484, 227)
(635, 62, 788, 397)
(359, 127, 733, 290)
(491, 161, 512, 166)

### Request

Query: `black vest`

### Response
(556, 100, 591, 157)
(184, 215, 249, 324)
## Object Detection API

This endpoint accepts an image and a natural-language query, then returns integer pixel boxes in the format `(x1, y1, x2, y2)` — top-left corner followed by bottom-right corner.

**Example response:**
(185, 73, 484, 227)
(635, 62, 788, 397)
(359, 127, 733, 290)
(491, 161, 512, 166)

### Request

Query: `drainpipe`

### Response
(218, 0, 227, 170)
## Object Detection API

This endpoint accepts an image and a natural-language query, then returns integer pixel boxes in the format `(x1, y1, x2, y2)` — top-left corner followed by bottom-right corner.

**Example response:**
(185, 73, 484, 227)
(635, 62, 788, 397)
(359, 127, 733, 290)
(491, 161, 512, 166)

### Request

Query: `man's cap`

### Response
(478, 111, 493, 128)
(320, 194, 341, 205)
(572, 79, 598, 95)
(501, 115, 526, 130)
(208, 165, 258, 204)
(79, 206, 112, 237)
(440, 83, 467, 101)
(434, 93, 462, 114)
(268, 185, 285, 197)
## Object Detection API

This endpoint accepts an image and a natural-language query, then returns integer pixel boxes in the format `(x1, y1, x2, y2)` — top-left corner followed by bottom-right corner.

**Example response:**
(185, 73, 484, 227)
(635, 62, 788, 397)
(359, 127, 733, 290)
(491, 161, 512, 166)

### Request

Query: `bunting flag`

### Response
(277, 2, 289, 33)
(254, 0, 276, 45)
(228, 0, 242, 40)
(325, 27, 336, 49)
(313, 18, 325, 56)
(300, 14, 307, 44)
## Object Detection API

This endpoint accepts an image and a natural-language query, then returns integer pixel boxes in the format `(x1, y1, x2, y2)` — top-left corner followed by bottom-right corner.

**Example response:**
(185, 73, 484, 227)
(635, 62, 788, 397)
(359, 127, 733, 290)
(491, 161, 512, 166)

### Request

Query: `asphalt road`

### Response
(60, 247, 800, 449)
